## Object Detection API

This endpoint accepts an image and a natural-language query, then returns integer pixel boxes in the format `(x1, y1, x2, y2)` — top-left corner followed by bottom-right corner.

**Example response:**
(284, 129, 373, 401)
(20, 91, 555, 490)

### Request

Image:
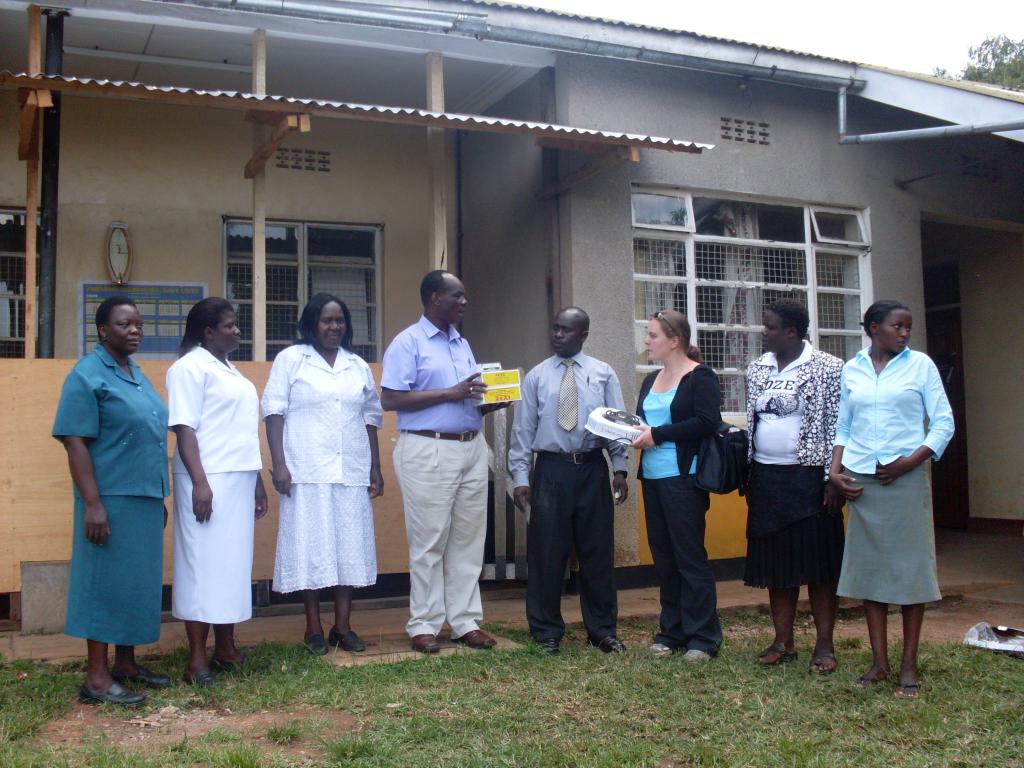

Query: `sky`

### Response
(515, 0, 1024, 76)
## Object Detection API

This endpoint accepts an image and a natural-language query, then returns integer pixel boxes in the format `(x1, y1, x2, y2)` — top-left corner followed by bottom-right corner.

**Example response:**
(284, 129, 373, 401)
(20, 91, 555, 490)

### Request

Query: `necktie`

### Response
(557, 359, 578, 432)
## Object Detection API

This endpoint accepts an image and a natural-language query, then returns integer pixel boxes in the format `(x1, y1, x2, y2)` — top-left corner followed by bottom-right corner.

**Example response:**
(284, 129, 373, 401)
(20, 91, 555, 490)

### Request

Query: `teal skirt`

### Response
(64, 495, 165, 645)
(836, 466, 940, 605)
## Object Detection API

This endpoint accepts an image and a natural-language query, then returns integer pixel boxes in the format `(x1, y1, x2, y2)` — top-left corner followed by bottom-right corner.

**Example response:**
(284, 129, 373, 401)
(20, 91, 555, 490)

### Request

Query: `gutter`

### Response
(157, 0, 865, 92)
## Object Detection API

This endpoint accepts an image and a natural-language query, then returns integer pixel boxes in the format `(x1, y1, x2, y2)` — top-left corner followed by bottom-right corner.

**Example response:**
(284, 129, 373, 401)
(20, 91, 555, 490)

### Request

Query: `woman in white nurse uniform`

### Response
(167, 297, 268, 686)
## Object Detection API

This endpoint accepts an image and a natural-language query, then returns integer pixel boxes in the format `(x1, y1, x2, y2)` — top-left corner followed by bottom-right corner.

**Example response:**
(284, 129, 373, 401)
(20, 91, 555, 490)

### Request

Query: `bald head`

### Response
(551, 306, 590, 358)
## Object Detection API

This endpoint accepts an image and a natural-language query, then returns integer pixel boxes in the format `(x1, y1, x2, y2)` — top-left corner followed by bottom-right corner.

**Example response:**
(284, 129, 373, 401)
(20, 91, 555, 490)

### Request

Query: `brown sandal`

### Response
(755, 643, 798, 666)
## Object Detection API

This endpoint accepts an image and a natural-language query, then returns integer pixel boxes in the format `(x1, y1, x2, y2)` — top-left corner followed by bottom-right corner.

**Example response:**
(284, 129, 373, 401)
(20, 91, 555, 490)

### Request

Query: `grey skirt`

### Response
(836, 466, 941, 605)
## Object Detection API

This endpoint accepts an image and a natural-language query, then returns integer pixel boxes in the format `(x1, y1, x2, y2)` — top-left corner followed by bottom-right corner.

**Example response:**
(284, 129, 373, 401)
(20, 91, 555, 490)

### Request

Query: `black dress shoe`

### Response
(79, 681, 146, 706)
(304, 633, 328, 656)
(329, 627, 366, 652)
(591, 636, 627, 654)
(183, 667, 216, 687)
(111, 665, 171, 689)
(537, 638, 560, 656)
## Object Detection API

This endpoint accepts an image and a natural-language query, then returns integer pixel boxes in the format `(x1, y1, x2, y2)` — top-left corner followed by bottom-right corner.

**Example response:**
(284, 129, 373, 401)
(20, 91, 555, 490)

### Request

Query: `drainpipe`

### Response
(38, 8, 67, 359)
(838, 86, 1024, 143)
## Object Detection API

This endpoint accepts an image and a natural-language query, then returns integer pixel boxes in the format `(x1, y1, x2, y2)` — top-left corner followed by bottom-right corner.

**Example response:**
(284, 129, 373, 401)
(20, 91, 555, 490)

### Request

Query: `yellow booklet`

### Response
(479, 366, 522, 405)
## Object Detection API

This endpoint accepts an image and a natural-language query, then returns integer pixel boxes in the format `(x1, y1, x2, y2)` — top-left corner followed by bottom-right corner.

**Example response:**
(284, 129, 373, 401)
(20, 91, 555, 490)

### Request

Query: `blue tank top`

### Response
(641, 388, 694, 479)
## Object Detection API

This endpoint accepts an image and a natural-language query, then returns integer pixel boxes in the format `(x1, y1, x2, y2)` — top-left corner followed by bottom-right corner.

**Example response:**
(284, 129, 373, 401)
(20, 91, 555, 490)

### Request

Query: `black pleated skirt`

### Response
(743, 463, 845, 590)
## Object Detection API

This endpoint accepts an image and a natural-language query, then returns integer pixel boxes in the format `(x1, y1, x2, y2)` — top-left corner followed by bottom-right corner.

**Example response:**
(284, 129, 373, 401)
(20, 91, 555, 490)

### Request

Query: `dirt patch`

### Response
(35, 703, 357, 759)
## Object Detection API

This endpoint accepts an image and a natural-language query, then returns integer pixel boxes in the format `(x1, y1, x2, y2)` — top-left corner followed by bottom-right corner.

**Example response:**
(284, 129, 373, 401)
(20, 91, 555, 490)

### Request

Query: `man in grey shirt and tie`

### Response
(508, 307, 629, 655)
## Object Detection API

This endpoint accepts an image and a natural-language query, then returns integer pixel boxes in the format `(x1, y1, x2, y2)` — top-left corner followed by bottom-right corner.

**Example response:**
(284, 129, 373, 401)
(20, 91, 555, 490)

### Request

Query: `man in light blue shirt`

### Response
(381, 270, 508, 654)
(508, 307, 629, 655)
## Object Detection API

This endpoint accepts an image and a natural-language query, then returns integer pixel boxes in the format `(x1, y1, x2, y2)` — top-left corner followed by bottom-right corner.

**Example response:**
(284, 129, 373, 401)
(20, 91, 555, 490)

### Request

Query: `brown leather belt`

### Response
(401, 429, 479, 442)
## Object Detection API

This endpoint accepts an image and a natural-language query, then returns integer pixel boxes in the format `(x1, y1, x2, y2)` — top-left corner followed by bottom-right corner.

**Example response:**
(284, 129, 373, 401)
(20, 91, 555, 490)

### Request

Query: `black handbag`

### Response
(695, 421, 749, 495)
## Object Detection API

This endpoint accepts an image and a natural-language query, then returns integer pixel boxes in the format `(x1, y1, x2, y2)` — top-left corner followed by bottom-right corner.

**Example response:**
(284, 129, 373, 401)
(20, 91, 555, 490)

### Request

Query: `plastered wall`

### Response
(0, 91, 448, 355)
(553, 55, 1024, 560)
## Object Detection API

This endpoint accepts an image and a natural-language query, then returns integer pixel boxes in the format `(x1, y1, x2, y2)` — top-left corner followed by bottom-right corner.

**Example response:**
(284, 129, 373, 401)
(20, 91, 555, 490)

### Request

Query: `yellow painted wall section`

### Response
(0, 360, 408, 594)
(637, 488, 749, 566)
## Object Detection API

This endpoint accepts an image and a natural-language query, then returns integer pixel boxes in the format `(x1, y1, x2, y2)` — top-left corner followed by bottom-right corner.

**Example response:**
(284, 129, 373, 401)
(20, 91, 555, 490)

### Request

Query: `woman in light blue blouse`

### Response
(828, 300, 954, 699)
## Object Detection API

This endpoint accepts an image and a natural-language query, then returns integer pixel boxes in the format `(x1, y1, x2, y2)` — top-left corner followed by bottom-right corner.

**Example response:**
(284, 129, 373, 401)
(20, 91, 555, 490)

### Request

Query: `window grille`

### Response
(632, 190, 869, 413)
(224, 219, 381, 362)
(0, 210, 32, 358)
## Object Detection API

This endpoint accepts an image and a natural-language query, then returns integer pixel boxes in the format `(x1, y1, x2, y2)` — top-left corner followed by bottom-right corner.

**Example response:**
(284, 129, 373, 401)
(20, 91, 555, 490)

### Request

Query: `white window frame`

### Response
(631, 191, 696, 233)
(223, 218, 383, 361)
(809, 205, 869, 246)
(0, 207, 32, 358)
(632, 188, 871, 416)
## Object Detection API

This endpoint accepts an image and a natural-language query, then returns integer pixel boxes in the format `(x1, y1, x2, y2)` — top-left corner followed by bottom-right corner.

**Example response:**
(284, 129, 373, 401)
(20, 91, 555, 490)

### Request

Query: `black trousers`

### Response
(642, 474, 722, 654)
(526, 453, 617, 642)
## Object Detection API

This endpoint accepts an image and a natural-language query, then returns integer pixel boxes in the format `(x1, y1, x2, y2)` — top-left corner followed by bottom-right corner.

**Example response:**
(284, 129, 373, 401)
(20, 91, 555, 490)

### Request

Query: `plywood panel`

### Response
(0, 359, 407, 593)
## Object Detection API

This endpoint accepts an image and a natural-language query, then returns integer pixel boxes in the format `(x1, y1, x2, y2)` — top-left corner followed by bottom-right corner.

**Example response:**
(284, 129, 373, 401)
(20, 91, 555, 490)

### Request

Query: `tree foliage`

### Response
(961, 34, 1024, 89)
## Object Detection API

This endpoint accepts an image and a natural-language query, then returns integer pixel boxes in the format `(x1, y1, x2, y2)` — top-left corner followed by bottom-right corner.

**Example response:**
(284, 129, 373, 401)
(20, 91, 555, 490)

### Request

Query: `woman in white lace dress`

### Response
(262, 293, 383, 654)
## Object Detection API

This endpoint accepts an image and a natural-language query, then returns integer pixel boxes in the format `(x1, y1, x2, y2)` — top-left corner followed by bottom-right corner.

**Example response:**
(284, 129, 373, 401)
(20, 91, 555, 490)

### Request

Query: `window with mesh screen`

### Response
(631, 190, 869, 413)
(0, 210, 34, 358)
(224, 219, 380, 362)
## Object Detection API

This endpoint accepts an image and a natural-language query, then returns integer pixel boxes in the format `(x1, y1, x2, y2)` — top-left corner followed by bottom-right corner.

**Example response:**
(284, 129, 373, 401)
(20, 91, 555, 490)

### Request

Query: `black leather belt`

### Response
(536, 449, 604, 465)
(402, 429, 478, 442)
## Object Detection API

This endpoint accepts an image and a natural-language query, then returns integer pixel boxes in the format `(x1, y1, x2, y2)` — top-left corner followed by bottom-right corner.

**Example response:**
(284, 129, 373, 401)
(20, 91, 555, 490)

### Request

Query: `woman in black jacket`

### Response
(632, 310, 722, 662)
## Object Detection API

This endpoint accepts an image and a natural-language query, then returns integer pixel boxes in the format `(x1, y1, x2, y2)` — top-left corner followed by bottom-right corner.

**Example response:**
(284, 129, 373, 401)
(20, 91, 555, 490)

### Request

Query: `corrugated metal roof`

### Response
(859, 65, 1024, 106)
(0, 71, 712, 153)
(455, 0, 859, 66)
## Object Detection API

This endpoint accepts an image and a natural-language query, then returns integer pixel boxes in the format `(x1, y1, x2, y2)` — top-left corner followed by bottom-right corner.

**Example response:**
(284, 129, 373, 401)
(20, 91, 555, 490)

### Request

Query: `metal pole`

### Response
(38, 9, 66, 358)
(840, 118, 1024, 144)
(837, 86, 847, 137)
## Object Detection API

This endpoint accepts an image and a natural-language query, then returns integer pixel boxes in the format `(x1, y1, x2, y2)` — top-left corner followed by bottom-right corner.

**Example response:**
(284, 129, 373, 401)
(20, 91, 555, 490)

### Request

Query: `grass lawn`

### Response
(1, 613, 1022, 767)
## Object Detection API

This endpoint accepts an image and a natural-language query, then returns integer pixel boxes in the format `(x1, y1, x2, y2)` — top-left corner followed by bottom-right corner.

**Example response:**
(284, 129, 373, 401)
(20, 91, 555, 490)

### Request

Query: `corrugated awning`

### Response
(1, 72, 713, 154)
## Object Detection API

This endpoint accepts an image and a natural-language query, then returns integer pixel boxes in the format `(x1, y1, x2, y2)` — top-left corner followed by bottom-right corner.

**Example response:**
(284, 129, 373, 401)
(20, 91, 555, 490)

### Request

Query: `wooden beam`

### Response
(27, 5, 41, 75)
(535, 136, 625, 155)
(0, 73, 705, 155)
(22, 5, 43, 359)
(251, 28, 267, 362)
(538, 146, 640, 200)
(17, 89, 51, 160)
(426, 51, 447, 271)
(244, 114, 310, 179)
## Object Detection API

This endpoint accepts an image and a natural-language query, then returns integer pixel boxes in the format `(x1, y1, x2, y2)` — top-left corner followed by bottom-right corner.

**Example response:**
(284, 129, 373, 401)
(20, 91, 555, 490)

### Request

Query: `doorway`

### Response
(922, 224, 970, 529)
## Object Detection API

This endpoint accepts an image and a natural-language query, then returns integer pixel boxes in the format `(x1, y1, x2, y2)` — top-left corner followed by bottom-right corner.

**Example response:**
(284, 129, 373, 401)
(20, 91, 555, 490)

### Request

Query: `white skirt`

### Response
(273, 483, 377, 594)
(172, 470, 256, 624)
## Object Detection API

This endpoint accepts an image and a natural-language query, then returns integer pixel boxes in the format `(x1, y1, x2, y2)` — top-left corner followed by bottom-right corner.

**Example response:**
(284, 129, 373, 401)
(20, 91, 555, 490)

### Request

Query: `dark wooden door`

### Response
(925, 307, 970, 528)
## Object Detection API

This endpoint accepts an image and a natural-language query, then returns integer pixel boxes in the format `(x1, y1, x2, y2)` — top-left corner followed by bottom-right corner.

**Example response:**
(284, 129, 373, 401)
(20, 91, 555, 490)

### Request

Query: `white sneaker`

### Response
(681, 649, 713, 664)
(649, 642, 674, 657)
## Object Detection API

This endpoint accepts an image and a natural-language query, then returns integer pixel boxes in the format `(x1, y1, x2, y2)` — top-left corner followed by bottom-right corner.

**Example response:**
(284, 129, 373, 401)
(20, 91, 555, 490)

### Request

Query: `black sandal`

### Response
(809, 651, 837, 675)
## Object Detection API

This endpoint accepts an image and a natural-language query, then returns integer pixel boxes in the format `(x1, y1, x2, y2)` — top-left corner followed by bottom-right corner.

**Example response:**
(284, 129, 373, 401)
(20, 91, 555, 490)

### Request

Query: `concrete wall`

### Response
(0, 91, 442, 355)
(461, 71, 554, 369)
(552, 54, 1024, 561)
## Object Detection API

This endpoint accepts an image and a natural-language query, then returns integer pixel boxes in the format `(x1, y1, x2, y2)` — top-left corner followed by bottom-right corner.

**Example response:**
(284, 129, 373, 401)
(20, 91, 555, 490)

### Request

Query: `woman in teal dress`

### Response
(53, 296, 172, 706)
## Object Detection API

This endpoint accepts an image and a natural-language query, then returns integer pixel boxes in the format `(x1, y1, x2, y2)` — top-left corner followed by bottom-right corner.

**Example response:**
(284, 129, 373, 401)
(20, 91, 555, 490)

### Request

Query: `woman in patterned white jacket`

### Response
(263, 293, 384, 656)
(743, 299, 844, 674)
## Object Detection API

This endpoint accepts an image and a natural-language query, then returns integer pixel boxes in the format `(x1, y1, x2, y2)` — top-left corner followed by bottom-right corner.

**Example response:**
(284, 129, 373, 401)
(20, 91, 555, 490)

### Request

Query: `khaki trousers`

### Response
(394, 432, 488, 638)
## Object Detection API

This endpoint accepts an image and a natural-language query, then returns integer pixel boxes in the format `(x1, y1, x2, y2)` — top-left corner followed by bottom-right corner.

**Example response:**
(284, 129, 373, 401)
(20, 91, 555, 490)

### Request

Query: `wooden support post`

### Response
(251, 28, 267, 361)
(425, 51, 447, 271)
(491, 407, 509, 581)
(23, 4, 42, 360)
